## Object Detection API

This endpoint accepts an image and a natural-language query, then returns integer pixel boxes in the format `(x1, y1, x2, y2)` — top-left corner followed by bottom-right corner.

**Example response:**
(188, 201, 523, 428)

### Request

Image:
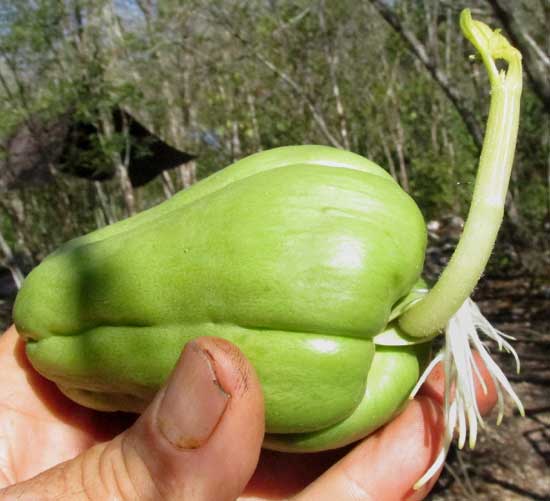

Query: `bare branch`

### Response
(318, 0, 350, 150)
(488, 0, 550, 110)
(254, 52, 343, 148)
(210, 4, 343, 149)
(369, 0, 484, 149)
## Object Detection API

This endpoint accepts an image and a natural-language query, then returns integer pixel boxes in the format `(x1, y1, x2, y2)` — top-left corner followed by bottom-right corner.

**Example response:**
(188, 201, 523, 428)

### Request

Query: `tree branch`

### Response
(210, 4, 343, 149)
(488, 0, 550, 110)
(369, 0, 484, 149)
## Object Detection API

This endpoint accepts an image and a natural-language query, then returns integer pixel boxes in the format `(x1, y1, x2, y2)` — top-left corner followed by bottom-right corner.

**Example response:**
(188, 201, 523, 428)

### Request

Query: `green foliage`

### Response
(514, 89, 550, 225)
(0, 0, 547, 278)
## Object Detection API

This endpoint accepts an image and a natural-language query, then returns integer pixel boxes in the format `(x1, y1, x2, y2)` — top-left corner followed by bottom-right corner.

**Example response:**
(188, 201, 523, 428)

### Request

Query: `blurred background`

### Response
(0, 0, 548, 499)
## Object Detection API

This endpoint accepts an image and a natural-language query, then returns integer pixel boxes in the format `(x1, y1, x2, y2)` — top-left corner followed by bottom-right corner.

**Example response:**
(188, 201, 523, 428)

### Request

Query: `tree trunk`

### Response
(247, 91, 262, 151)
(394, 120, 409, 192)
(0, 229, 24, 288)
(319, 0, 351, 150)
(180, 160, 197, 189)
(94, 181, 116, 225)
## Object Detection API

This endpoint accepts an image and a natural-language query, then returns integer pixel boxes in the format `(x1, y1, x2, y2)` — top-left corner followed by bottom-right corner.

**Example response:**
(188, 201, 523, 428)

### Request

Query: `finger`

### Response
(0, 327, 134, 486)
(418, 351, 498, 416)
(0, 326, 80, 417)
(1, 325, 131, 437)
(292, 352, 500, 501)
(1, 337, 265, 501)
(292, 396, 444, 501)
(245, 447, 350, 498)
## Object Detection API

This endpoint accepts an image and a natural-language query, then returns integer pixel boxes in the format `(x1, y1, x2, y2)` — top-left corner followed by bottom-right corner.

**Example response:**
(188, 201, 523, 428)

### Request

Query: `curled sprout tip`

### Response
(460, 8, 522, 87)
(413, 298, 524, 489)
(410, 8, 523, 490)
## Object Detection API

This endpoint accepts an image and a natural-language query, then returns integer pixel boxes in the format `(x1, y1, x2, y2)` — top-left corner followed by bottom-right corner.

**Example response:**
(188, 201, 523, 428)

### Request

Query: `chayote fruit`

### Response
(14, 145, 430, 452)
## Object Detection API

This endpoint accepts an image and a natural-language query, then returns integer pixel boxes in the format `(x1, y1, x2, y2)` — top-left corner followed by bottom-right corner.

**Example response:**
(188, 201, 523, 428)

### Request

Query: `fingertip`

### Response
(295, 397, 445, 501)
(188, 337, 266, 498)
(195, 337, 259, 403)
(115, 337, 266, 500)
(419, 351, 498, 417)
(471, 353, 498, 416)
(417, 360, 445, 405)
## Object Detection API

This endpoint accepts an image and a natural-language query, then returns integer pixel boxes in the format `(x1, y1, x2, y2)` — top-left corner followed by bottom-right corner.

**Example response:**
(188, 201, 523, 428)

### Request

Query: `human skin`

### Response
(0, 325, 496, 500)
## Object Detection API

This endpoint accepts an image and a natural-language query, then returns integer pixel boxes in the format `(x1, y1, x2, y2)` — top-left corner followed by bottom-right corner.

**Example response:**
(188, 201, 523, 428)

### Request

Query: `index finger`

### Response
(292, 353, 498, 501)
(419, 350, 498, 416)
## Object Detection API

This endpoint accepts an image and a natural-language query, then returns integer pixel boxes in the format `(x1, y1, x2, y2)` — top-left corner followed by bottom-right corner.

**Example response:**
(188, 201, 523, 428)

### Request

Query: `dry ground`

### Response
(428, 273, 550, 500)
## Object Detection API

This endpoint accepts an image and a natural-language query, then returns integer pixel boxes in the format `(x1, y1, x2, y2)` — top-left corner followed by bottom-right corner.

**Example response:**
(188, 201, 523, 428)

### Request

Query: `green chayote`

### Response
(14, 145, 432, 452)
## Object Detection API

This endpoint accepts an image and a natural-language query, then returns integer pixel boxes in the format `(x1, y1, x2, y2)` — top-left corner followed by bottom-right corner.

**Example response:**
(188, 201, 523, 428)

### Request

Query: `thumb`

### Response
(2, 337, 265, 501)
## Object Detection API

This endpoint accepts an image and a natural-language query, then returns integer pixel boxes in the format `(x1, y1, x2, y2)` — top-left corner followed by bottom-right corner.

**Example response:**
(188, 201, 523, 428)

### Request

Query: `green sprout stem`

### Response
(399, 9, 523, 338)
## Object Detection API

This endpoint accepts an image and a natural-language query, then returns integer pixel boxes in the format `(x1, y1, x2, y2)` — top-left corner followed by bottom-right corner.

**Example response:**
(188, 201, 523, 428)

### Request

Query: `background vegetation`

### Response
(0, 1, 548, 499)
(0, 0, 548, 271)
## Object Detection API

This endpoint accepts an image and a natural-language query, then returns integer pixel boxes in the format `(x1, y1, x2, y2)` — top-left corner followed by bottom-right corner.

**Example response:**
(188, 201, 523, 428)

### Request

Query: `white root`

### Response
(413, 298, 524, 490)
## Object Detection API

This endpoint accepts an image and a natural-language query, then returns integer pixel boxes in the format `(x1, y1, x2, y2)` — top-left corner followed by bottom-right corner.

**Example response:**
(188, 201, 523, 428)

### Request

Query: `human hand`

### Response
(0, 326, 496, 500)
